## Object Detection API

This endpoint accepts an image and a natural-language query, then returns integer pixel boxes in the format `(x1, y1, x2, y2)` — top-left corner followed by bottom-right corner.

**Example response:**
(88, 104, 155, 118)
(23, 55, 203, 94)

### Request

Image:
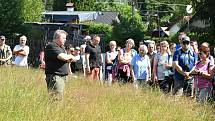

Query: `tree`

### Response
(43, 0, 54, 10)
(53, 0, 68, 11)
(112, 4, 147, 46)
(21, 0, 45, 22)
(141, 0, 192, 36)
(0, 0, 45, 37)
(189, 0, 215, 43)
(52, 0, 118, 11)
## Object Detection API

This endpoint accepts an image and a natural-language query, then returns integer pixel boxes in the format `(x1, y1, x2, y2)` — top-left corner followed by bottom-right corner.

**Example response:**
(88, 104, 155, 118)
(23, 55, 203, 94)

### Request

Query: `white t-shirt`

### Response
(106, 51, 118, 63)
(74, 54, 80, 61)
(80, 44, 87, 55)
(13, 45, 29, 67)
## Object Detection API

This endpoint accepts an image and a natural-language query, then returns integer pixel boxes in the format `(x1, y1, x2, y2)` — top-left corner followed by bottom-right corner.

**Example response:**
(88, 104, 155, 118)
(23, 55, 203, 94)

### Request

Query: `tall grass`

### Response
(0, 67, 215, 121)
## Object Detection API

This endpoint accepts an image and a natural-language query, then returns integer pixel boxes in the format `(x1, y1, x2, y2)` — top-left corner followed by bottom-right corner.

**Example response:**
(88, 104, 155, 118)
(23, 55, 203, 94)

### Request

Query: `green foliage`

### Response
(188, 32, 215, 45)
(52, 0, 123, 11)
(74, 0, 119, 11)
(79, 3, 147, 46)
(75, 0, 104, 11)
(169, 0, 215, 43)
(0, 0, 45, 38)
(170, 32, 215, 45)
(112, 4, 147, 46)
(87, 23, 113, 44)
(21, 0, 45, 22)
(52, 0, 109, 11)
(43, 0, 54, 10)
(170, 33, 179, 43)
(0, 0, 23, 36)
(52, 0, 68, 11)
(190, 0, 215, 41)
(142, 0, 192, 37)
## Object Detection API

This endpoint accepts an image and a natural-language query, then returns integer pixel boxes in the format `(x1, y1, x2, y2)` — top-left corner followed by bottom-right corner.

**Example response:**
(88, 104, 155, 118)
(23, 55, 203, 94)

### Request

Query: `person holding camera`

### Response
(13, 35, 29, 67)
(173, 36, 198, 97)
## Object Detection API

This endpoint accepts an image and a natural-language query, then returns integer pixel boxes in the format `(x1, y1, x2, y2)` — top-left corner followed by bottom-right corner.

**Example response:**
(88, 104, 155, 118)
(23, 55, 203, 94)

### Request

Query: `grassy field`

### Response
(0, 67, 215, 121)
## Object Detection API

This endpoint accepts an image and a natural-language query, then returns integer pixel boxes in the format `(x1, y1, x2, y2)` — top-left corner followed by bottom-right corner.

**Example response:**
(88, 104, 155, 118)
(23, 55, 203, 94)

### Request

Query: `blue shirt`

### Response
(173, 48, 198, 80)
(176, 44, 181, 50)
(131, 54, 150, 80)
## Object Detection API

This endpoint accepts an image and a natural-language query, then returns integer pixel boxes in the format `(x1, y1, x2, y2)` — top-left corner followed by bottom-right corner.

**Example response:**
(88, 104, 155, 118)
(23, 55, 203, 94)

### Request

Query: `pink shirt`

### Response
(194, 61, 212, 88)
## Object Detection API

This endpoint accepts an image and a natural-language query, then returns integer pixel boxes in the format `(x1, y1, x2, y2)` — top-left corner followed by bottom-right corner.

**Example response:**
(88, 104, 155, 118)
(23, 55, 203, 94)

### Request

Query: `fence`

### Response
(6, 35, 106, 67)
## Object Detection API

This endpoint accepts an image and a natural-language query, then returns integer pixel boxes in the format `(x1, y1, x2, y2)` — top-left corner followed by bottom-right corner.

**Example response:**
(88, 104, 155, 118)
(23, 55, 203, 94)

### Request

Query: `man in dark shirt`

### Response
(85, 35, 102, 81)
(45, 30, 75, 100)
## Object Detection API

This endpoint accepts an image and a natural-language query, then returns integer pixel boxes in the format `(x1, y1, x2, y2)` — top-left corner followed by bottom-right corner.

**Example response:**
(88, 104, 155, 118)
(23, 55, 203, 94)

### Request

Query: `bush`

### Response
(171, 32, 215, 45)
(84, 4, 148, 47)
(187, 32, 215, 45)
(86, 23, 113, 44)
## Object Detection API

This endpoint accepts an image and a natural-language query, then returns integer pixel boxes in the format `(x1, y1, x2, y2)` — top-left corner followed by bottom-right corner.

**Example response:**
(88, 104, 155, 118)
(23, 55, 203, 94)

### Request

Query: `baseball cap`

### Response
(75, 47, 80, 50)
(181, 36, 190, 42)
(84, 36, 91, 41)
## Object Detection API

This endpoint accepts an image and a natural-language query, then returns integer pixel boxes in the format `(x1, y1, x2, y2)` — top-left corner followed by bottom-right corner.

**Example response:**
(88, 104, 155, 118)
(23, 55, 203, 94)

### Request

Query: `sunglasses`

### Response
(182, 41, 190, 45)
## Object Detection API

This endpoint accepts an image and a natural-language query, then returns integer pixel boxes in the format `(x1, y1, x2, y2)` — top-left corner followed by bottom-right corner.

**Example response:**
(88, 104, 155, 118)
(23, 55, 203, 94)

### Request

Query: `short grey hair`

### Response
(109, 41, 117, 46)
(20, 35, 27, 40)
(139, 44, 148, 53)
(53, 29, 68, 41)
(126, 38, 135, 47)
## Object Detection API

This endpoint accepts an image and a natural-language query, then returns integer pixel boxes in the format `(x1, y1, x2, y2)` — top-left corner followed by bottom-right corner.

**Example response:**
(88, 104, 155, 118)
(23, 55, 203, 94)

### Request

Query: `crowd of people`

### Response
(1, 30, 215, 103)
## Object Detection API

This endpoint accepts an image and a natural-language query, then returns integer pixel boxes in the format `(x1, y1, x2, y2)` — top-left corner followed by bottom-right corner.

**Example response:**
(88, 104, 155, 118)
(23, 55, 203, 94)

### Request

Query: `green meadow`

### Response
(0, 67, 215, 121)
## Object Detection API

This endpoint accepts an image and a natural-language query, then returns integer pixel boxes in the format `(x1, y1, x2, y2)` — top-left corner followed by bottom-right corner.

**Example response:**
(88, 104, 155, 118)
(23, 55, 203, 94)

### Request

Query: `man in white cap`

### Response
(173, 36, 198, 97)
